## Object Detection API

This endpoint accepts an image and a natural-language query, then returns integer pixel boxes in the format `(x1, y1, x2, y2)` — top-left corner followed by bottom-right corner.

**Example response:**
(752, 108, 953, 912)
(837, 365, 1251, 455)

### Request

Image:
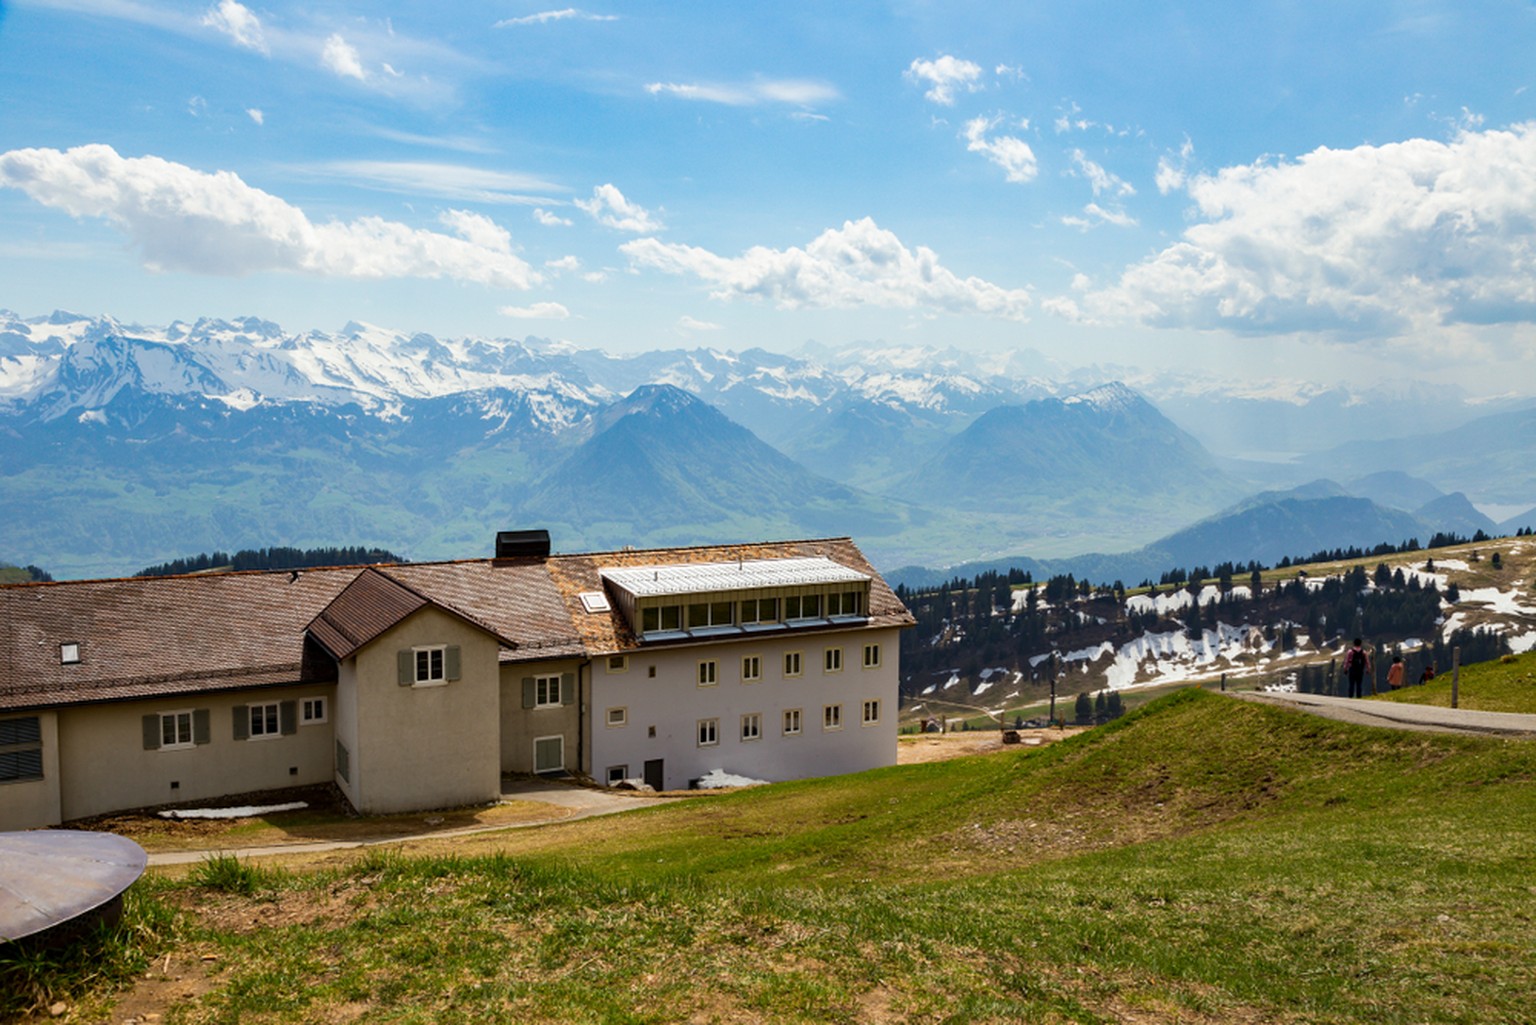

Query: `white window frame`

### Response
(741, 713, 762, 742)
(863, 643, 881, 669)
(606, 764, 630, 785)
(414, 645, 447, 687)
(697, 660, 718, 687)
(606, 655, 628, 673)
(783, 708, 802, 736)
(533, 734, 565, 774)
(697, 718, 719, 747)
(300, 696, 328, 725)
(784, 651, 803, 677)
(823, 704, 843, 731)
(606, 706, 628, 728)
(824, 647, 843, 673)
(534, 674, 563, 708)
(160, 710, 194, 751)
(862, 699, 881, 726)
(248, 701, 281, 740)
(742, 654, 762, 683)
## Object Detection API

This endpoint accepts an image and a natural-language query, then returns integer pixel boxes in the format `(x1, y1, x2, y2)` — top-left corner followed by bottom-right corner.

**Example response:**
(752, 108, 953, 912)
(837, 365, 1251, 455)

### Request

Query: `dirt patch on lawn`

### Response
(898, 727, 1085, 765)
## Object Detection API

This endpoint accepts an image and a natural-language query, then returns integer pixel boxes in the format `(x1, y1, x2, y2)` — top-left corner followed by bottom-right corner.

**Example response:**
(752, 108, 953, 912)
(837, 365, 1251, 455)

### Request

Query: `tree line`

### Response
(135, 546, 405, 578)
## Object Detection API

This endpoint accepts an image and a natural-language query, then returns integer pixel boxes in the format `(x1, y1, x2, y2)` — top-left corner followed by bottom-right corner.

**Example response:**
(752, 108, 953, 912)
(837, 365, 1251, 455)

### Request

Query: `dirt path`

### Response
(1231, 691, 1536, 737)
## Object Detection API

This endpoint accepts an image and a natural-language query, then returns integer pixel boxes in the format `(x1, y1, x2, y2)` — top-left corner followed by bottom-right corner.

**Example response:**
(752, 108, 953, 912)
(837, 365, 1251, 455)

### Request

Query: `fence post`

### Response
(1451, 646, 1462, 709)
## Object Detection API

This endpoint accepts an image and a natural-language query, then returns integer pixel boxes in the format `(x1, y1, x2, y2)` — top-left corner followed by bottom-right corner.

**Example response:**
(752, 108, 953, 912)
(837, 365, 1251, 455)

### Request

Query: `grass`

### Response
(1378, 653, 1536, 714)
(8, 688, 1536, 1023)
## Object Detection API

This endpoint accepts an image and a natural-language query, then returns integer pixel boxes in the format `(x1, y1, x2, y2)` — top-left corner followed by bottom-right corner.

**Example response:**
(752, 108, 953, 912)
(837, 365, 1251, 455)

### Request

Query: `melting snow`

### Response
(695, 769, 769, 789)
(159, 801, 307, 820)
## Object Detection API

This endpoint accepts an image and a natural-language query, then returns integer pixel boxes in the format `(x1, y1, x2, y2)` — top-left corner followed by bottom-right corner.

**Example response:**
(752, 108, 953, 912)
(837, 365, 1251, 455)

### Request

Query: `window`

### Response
(248, 702, 281, 738)
(741, 713, 762, 741)
(740, 598, 779, 624)
(784, 595, 801, 619)
(823, 704, 843, 731)
(742, 655, 762, 682)
(782, 708, 802, 736)
(606, 765, 630, 785)
(161, 711, 194, 750)
(862, 699, 881, 725)
(301, 697, 327, 725)
(830, 590, 862, 616)
(144, 709, 208, 751)
(697, 718, 719, 746)
(687, 601, 736, 629)
(641, 604, 683, 634)
(606, 706, 628, 728)
(535, 675, 562, 708)
(0, 716, 44, 783)
(826, 591, 844, 615)
(606, 655, 628, 673)
(698, 660, 718, 687)
(801, 593, 822, 618)
(533, 735, 564, 774)
(824, 647, 843, 673)
(415, 646, 445, 685)
(59, 642, 80, 665)
(863, 643, 881, 669)
(784, 651, 802, 677)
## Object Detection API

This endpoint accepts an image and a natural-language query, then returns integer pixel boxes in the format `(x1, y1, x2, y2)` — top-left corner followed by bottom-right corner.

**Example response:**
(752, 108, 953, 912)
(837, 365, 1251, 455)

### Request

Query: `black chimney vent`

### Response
(496, 529, 551, 559)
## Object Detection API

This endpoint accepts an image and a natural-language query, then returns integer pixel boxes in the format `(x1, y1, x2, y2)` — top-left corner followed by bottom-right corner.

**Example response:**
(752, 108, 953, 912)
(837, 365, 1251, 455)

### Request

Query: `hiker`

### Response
(1419, 664, 1436, 686)
(1344, 638, 1371, 698)
(1386, 655, 1404, 690)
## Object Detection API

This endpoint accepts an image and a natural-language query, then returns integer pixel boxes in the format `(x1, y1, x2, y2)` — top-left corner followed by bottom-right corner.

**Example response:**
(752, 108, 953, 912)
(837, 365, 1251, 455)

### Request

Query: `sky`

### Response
(1, 0, 1535, 394)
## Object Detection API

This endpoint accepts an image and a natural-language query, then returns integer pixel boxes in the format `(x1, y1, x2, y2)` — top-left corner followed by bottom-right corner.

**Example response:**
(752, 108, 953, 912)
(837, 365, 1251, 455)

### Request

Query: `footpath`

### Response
(1231, 691, 1536, 738)
(145, 777, 651, 867)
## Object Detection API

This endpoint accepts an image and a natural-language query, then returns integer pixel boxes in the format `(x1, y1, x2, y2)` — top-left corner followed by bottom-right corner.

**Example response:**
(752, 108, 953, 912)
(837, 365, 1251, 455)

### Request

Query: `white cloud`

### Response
(245, 108, 264, 125)
(0, 144, 539, 289)
(1061, 203, 1138, 230)
(499, 302, 571, 319)
(321, 34, 366, 81)
(678, 315, 722, 331)
(1078, 123, 1536, 336)
(620, 217, 1031, 320)
(309, 161, 563, 204)
(533, 207, 573, 226)
(1070, 150, 1135, 197)
(494, 8, 617, 27)
(906, 55, 983, 106)
(963, 117, 1037, 183)
(644, 78, 838, 107)
(201, 0, 268, 54)
(187, 95, 207, 117)
(1155, 138, 1195, 195)
(545, 255, 581, 271)
(575, 183, 662, 232)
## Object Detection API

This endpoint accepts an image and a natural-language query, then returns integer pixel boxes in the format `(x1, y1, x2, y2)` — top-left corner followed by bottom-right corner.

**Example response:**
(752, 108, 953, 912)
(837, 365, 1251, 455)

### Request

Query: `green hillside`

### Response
(8, 687, 1535, 1022)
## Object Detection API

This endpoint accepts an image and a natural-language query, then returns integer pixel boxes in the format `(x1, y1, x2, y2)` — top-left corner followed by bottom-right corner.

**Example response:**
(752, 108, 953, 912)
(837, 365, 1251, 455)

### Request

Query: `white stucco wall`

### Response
(588, 627, 900, 791)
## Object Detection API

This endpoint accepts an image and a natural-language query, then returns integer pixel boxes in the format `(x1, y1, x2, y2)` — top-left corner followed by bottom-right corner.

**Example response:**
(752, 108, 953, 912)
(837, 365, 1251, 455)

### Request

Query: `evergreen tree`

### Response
(1074, 692, 1092, 724)
(1106, 690, 1125, 719)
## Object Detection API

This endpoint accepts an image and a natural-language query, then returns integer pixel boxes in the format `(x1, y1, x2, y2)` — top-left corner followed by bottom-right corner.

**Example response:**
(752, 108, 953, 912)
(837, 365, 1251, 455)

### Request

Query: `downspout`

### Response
(577, 657, 591, 777)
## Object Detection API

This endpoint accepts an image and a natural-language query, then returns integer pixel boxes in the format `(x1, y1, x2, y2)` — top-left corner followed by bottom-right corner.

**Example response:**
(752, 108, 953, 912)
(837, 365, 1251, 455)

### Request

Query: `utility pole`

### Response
(1451, 646, 1462, 708)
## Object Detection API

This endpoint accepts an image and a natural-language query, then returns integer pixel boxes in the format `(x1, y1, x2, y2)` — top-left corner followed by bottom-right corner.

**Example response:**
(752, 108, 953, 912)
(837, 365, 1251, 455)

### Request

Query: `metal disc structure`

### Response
(0, 831, 148, 944)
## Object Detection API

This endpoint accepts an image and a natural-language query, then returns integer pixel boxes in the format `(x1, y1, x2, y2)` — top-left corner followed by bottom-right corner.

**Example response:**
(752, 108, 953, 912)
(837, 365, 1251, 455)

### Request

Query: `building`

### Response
(0, 536, 913, 831)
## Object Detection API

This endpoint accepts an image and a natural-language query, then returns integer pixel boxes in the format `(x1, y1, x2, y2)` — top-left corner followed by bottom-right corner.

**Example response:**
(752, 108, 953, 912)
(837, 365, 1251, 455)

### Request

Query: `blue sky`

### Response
(2, 0, 1534, 392)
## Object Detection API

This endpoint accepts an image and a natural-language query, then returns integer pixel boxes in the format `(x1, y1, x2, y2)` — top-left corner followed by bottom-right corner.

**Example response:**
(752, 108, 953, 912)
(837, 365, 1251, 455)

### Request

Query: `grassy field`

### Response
(1379, 653, 1536, 714)
(6, 686, 1536, 1023)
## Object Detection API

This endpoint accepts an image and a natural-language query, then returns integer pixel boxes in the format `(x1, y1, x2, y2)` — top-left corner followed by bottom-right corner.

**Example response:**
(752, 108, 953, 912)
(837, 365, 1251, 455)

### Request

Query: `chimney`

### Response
(495, 529, 551, 560)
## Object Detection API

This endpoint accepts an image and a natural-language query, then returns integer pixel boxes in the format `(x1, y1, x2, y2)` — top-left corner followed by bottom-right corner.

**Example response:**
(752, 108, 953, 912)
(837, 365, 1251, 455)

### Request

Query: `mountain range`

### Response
(1, 309, 1532, 580)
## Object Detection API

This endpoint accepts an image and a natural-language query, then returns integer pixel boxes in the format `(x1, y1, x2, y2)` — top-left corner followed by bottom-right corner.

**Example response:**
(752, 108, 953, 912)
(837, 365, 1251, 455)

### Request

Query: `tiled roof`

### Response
(0, 538, 911, 711)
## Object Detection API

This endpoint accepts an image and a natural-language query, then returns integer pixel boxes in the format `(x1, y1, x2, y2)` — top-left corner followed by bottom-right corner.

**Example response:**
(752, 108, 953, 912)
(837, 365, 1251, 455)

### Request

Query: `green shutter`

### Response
(280, 700, 298, 735)
(445, 645, 461, 681)
(233, 707, 248, 741)
(398, 649, 414, 686)
(522, 677, 535, 709)
(143, 714, 160, 751)
(561, 672, 575, 706)
(193, 709, 211, 745)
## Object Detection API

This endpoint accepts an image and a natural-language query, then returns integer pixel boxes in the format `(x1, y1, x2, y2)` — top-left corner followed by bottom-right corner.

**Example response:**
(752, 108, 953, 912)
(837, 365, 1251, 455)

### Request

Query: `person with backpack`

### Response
(1344, 638, 1371, 698)
(1386, 655, 1405, 690)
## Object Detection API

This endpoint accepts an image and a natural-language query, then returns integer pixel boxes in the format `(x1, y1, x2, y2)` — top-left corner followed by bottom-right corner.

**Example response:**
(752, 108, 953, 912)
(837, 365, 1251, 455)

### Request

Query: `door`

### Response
(643, 758, 664, 791)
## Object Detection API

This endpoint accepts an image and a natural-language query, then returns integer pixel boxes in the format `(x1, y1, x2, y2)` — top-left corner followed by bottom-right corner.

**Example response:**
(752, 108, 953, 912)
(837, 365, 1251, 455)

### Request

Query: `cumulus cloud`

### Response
(644, 79, 839, 107)
(1155, 138, 1194, 195)
(963, 117, 1037, 183)
(1071, 150, 1135, 197)
(575, 183, 662, 232)
(678, 315, 723, 331)
(620, 217, 1031, 320)
(1076, 123, 1536, 336)
(494, 8, 617, 27)
(202, 0, 268, 54)
(499, 302, 571, 319)
(906, 55, 983, 106)
(533, 207, 573, 226)
(0, 144, 539, 289)
(322, 34, 366, 80)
